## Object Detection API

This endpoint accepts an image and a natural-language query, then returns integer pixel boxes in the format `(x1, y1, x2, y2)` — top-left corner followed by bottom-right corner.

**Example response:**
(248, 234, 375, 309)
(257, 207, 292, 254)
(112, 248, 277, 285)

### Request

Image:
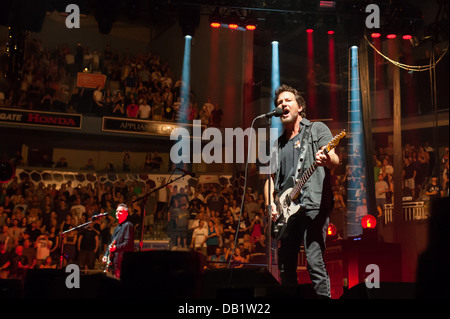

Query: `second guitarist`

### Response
(102, 203, 135, 279)
(264, 85, 339, 298)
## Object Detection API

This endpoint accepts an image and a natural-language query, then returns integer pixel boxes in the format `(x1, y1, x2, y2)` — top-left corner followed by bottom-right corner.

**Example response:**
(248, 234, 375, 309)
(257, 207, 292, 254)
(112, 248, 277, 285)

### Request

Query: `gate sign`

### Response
(0, 108, 82, 129)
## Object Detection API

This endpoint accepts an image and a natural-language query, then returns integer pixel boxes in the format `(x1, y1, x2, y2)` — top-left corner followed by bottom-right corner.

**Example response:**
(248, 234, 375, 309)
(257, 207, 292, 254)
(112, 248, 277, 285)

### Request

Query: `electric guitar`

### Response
(271, 130, 346, 239)
(104, 240, 116, 274)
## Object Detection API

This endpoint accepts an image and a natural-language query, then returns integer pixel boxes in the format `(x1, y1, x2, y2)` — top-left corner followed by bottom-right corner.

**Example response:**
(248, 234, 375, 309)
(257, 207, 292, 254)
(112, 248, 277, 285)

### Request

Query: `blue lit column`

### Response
(346, 45, 365, 238)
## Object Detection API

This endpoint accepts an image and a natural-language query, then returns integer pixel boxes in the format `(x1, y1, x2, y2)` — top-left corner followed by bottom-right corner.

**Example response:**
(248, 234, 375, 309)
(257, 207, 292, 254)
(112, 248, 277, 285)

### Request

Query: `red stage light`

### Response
(327, 223, 337, 236)
(402, 34, 412, 40)
(306, 28, 314, 33)
(386, 33, 397, 39)
(361, 215, 377, 229)
(228, 23, 238, 29)
(210, 22, 221, 28)
(371, 32, 381, 38)
(246, 24, 256, 31)
(319, 1, 336, 9)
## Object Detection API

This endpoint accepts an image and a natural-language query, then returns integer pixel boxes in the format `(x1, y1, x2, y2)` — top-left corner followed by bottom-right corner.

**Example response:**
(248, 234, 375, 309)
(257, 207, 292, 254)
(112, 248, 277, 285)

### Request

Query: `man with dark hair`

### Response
(102, 203, 134, 278)
(265, 84, 339, 298)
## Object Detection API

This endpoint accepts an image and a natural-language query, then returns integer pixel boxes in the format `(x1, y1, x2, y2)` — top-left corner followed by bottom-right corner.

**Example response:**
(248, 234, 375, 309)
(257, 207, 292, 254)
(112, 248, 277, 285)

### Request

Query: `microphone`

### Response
(92, 212, 109, 219)
(176, 167, 196, 178)
(256, 108, 283, 119)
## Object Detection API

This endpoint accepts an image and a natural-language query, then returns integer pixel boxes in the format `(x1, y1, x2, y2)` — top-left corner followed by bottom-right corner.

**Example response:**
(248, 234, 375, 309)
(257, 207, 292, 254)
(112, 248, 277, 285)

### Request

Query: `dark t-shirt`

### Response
(274, 119, 334, 212)
(404, 162, 417, 179)
(79, 228, 98, 251)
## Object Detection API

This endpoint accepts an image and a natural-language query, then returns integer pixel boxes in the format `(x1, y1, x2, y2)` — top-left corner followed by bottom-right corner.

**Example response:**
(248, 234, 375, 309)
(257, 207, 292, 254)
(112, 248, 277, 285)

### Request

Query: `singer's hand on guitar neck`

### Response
(315, 146, 339, 169)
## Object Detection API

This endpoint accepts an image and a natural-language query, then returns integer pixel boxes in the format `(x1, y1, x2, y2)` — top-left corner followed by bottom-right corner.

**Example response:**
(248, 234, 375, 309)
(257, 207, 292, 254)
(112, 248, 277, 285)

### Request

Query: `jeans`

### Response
(277, 208, 331, 298)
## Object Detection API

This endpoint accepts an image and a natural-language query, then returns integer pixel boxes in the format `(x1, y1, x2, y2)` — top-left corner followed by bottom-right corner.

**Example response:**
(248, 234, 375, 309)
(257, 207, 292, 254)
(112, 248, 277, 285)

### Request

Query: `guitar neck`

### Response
(289, 161, 318, 200)
(289, 148, 329, 201)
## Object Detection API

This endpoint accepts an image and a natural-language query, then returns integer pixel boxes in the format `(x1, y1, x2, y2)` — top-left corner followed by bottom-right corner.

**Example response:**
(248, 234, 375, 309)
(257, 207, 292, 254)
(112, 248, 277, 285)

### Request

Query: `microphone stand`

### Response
(131, 172, 191, 251)
(267, 117, 273, 274)
(226, 111, 279, 278)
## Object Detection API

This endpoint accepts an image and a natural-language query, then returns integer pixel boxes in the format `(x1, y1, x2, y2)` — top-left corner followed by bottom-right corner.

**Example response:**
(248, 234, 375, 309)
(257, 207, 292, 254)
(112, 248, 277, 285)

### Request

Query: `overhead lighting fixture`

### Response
(386, 33, 397, 39)
(227, 10, 240, 30)
(371, 32, 381, 38)
(179, 5, 200, 37)
(245, 11, 257, 31)
(209, 7, 221, 28)
(305, 14, 315, 33)
(323, 14, 337, 35)
(319, 1, 336, 10)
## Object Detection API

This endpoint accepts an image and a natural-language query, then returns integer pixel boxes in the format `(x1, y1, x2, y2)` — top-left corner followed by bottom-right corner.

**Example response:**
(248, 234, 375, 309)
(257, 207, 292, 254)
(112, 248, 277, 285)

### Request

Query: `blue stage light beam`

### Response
(346, 45, 367, 238)
(271, 41, 282, 132)
(176, 35, 192, 167)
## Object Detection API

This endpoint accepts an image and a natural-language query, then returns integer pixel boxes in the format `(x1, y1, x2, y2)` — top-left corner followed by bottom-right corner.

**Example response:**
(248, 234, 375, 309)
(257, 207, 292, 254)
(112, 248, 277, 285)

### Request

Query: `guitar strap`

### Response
(294, 121, 314, 181)
(273, 121, 314, 191)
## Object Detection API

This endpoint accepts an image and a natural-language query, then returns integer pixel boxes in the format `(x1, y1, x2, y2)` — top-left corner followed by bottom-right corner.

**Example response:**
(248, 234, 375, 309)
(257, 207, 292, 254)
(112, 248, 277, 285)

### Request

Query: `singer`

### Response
(264, 84, 339, 298)
(102, 203, 135, 278)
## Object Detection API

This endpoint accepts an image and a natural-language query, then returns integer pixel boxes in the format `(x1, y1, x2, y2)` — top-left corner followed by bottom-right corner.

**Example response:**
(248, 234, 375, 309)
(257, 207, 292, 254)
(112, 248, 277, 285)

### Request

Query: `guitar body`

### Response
(272, 185, 305, 239)
(104, 240, 116, 274)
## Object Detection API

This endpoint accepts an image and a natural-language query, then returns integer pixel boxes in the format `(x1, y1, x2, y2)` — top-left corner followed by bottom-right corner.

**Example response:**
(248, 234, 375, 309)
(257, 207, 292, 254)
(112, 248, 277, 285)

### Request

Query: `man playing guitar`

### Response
(264, 85, 339, 298)
(102, 203, 135, 279)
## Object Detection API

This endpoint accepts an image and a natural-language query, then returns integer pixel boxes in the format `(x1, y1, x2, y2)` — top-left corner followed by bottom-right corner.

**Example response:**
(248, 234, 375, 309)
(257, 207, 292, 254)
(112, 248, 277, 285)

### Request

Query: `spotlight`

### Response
(361, 214, 377, 241)
(402, 34, 413, 40)
(227, 10, 240, 30)
(209, 7, 221, 28)
(319, 1, 336, 10)
(244, 11, 257, 31)
(327, 223, 337, 236)
(384, 21, 400, 40)
(361, 214, 377, 229)
(305, 14, 316, 33)
(326, 223, 339, 241)
(323, 14, 337, 35)
(401, 18, 418, 41)
(386, 33, 397, 39)
(371, 32, 381, 38)
(179, 5, 200, 37)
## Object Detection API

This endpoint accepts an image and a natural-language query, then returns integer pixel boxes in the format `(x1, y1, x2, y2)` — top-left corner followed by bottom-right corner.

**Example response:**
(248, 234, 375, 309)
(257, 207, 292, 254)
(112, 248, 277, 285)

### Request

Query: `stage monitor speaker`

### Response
(0, 279, 23, 299)
(23, 269, 122, 299)
(202, 267, 316, 299)
(120, 250, 205, 299)
(340, 282, 416, 299)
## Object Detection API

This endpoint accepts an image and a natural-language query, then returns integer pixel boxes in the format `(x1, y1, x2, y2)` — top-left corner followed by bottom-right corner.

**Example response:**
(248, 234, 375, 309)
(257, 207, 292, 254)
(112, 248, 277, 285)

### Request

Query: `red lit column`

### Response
(306, 29, 317, 118)
(328, 31, 338, 120)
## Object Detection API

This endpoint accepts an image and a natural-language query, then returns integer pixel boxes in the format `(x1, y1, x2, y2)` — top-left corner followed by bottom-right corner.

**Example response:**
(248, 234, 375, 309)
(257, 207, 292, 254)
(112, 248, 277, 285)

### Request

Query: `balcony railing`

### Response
(384, 201, 428, 224)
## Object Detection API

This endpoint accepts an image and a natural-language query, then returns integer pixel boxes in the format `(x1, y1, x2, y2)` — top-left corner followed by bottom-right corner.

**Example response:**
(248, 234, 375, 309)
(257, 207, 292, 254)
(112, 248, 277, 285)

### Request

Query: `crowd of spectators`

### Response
(0, 38, 224, 127)
(329, 142, 449, 232)
(1, 143, 448, 280)
(0, 171, 269, 280)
